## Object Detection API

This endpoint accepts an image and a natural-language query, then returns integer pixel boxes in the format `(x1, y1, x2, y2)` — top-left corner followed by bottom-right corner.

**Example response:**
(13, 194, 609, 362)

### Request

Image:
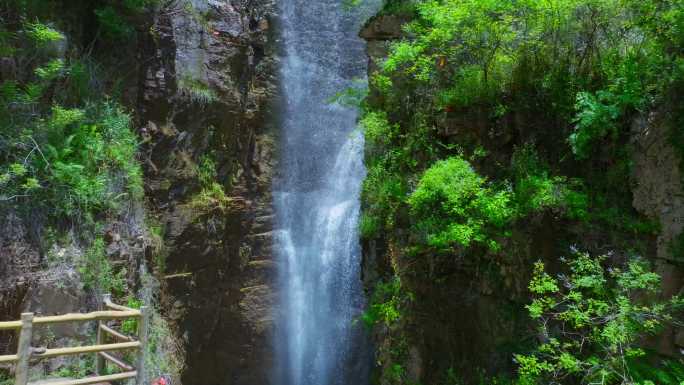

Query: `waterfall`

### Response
(273, 0, 378, 384)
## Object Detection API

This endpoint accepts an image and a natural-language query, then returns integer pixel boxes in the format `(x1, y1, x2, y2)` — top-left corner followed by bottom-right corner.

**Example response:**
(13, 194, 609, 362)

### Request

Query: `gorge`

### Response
(0, 1, 683, 385)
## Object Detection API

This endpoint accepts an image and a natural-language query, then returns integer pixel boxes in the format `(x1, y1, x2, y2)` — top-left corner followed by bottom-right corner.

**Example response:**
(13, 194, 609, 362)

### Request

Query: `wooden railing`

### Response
(0, 294, 149, 385)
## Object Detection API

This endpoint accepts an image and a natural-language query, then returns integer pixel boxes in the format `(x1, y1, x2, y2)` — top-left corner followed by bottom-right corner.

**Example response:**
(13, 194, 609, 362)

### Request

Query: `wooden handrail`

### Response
(34, 341, 141, 359)
(0, 354, 17, 363)
(34, 310, 140, 325)
(103, 293, 137, 312)
(0, 320, 22, 330)
(2, 294, 149, 385)
(1, 309, 139, 328)
(98, 351, 134, 371)
(99, 323, 134, 341)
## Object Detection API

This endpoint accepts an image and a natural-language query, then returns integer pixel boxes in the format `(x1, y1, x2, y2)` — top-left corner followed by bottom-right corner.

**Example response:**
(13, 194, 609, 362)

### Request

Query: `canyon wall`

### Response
(137, 1, 279, 384)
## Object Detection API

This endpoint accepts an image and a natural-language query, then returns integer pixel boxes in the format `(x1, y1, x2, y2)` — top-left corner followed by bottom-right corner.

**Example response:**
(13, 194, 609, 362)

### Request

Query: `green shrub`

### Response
(24, 22, 64, 45)
(361, 277, 405, 329)
(95, 6, 135, 40)
(360, 110, 395, 147)
(1, 102, 142, 221)
(0, 14, 143, 225)
(329, 78, 368, 107)
(359, 213, 380, 239)
(189, 155, 231, 212)
(78, 238, 125, 294)
(55, 354, 94, 378)
(511, 145, 589, 219)
(408, 157, 514, 251)
(121, 297, 142, 335)
(515, 253, 683, 384)
(189, 182, 231, 212)
(627, 356, 684, 385)
(0, 370, 12, 385)
(177, 75, 218, 104)
(570, 91, 622, 159)
(35, 58, 65, 80)
(94, 0, 158, 40)
(361, 162, 406, 232)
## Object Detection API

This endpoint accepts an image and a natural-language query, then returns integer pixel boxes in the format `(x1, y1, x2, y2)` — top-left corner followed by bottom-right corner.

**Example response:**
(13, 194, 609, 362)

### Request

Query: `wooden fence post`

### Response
(15, 313, 34, 385)
(136, 306, 149, 385)
(95, 294, 109, 375)
(95, 321, 104, 375)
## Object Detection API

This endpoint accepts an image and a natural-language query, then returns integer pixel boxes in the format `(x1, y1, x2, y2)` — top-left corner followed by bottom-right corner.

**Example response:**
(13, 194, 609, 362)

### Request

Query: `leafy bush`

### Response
(360, 110, 395, 147)
(1, 103, 143, 221)
(121, 297, 143, 335)
(359, 213, 380, 240)
(78, 237, 125, 294)
(515, 253, 683, 385)
(408, 157, 514, 251)
(189, 155, 231, 212)
(0, 17, 143, 225)
(24, 21, 64, 45)
(570, 91, 622, 159)
(94, 0, 159, 40)
(361, 161, 407, 233)
(95, 6, 135, 40)
(361, 277, 405, 328)
(511, 145, 588, 219)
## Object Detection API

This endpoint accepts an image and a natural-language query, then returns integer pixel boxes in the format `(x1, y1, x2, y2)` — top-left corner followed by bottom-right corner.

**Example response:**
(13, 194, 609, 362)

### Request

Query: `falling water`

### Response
(273, 0, 378, 384)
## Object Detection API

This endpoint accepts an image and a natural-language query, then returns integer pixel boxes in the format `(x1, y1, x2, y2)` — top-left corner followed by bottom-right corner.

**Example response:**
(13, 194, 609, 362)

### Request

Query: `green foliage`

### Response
(177, 75, 218, 104)
(147, 219, 167, 272)
(441, 367, 516, 385)
(359, 0, 675, 257)
(360, 110, 397, 148)
(516, 253, 683, 384)
(570, 91, 622, 159)
(1, 102, 143, 221)
(55, 355, 94, 379)
(669, 232, 684, 265)
(359, 0, 684, 382)
(95, 6, 135, 40)
(35, 58, 65, 80)
(0, 9, 144, 226)
(0, 371, 12, 385)
(408, 157, 513, 251)
(78, 237, 126, 294)
(362, 161, 406, 234)
(189, 155, 231, 212)
(144, 300, 183, 380)
(24, 21, 64, 45)
(121, 297, 142, 335)
(359, 212, 380, 239)
(361, 277, 406, 329)
(329, 78, 368, 107)
(94, 0, 158, 40)
(627, 356, 684, 385)
(511, 145, 588, 219)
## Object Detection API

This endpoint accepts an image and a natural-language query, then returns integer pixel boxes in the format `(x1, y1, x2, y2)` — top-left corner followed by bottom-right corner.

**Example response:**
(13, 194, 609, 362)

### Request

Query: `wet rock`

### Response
(631, 111, 684, 356)
(138, 0, 278, 383)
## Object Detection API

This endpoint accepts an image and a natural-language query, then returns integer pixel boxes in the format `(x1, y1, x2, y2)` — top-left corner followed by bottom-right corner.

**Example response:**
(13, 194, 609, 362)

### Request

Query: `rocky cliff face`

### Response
(631, 110, 684, 355)
(1, 1, 279, 383)
(137, 1, 278, 384)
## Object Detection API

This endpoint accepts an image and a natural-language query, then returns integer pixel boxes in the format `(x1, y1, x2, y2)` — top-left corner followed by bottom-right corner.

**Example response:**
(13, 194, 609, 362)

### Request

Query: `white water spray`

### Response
(273, 1, 378, 384)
